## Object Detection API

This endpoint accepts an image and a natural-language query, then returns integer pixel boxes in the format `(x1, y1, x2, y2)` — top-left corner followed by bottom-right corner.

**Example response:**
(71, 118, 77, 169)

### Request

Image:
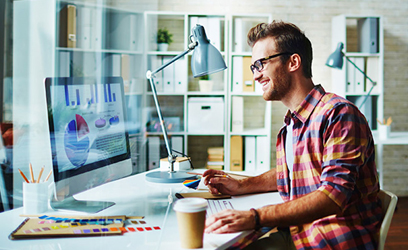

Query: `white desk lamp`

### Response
(145, 24, 227, 183)
(326, 42, 377, 109)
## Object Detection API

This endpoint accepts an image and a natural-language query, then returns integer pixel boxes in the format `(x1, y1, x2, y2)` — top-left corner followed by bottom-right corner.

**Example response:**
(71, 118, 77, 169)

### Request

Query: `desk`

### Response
(0, 171, 283, 250)
(374, 131, 408, 188)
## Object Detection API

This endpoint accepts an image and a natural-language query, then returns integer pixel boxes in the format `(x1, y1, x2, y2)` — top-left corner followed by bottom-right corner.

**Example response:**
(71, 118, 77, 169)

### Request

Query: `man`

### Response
(204, 21, 382, 250)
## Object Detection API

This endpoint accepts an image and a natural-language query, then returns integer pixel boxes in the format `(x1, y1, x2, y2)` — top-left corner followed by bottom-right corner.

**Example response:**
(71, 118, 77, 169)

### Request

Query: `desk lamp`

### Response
(326, 42, 377, 109)
(145, 24, 227, 183)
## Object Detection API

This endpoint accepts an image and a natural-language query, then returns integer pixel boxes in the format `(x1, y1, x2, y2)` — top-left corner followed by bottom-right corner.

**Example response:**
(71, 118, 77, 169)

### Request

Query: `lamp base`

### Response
(145, 170, 197, 183)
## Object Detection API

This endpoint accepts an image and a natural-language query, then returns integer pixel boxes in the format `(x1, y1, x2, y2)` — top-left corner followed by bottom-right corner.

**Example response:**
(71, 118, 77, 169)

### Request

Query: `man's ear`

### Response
(287, 54, 301, 73)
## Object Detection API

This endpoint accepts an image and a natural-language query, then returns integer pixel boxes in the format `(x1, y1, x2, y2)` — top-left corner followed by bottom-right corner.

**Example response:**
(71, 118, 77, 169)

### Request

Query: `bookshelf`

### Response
(144, 12, 273, 173)
(329, 15, 387, 185)
(330, 15, 384, 131)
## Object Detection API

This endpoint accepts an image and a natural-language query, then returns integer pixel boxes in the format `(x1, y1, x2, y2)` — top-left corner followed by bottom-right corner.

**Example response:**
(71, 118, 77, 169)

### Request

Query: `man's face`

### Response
(251, 37, 291, 101)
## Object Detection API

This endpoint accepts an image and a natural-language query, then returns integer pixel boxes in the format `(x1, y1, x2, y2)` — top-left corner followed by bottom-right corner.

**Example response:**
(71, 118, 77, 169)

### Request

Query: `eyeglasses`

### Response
(250, 52, 291, 74)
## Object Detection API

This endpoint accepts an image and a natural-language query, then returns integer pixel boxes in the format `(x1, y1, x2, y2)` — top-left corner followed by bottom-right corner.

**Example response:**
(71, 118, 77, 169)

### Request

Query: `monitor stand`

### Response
(50, 196, 115, 213)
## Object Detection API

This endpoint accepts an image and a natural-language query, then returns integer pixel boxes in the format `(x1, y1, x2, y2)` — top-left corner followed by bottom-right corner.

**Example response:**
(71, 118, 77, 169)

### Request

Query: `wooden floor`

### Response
(385, 196, 408, 250)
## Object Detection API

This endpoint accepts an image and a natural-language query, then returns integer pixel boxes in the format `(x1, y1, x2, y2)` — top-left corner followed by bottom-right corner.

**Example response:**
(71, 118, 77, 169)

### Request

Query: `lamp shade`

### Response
(326, 42, 345, 69)
(190, 24, 227, 78)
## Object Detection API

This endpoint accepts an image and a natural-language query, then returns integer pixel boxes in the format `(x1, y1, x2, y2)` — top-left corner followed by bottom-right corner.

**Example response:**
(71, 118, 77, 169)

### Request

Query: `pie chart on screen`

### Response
(64, 114, 90, 168)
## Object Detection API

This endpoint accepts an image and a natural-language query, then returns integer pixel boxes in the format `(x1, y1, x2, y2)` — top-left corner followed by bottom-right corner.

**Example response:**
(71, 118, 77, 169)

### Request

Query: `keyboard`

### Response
(207, 199, 234, 217)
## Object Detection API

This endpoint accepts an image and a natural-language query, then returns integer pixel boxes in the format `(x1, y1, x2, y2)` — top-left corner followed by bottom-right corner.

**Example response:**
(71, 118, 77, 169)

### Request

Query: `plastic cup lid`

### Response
(173, 198, 208, 213)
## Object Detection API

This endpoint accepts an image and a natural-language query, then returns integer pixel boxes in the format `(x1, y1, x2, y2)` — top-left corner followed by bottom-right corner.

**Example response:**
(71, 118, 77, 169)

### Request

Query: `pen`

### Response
(29, 163, 35, 183)
(18, 169, 30, 183)
(187, 172, 230, 178)
(36, 166, 45, 183)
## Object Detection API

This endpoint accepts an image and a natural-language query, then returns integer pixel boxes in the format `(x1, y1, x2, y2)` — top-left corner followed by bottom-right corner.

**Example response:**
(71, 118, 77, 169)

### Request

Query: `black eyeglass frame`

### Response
(250, 52, 292, 74)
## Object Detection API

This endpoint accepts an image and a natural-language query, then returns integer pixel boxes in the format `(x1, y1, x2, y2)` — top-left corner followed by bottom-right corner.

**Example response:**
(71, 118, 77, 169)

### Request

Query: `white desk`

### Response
(373, 131, 408, 187)
(0, 171, 283, 250)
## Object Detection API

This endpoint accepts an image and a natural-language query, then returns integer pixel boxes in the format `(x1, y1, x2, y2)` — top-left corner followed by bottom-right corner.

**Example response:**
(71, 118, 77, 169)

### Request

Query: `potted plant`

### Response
(198, 74, 214, 92)
(156, 28, 173, 51)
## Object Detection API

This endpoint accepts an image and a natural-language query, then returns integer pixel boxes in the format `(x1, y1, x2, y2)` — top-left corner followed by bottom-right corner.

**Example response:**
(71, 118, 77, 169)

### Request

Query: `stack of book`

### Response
(206, 147, 224, 170)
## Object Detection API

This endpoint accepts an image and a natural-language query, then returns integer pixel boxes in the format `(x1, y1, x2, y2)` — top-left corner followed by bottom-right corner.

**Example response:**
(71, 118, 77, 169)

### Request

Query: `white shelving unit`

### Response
(330, 15, 391, 186)
(330, 15, 384, 131)
(144, 12, 273, 173)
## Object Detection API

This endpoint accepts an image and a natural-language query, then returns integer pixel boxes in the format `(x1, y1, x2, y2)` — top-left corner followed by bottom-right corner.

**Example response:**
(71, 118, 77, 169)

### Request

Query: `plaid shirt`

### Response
(276, 85, 382, 250)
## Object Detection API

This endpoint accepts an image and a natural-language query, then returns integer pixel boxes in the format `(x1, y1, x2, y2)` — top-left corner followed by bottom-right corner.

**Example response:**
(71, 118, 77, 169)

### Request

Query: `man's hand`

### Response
(205, 209, 255, 234)
(203, 169, 244, 195)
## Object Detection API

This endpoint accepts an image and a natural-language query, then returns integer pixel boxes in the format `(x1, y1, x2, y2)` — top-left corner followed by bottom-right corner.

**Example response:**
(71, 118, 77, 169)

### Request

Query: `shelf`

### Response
(56, 47, 144, 55)
(230, 128, 269, 136)
(345, 52, 381, 57)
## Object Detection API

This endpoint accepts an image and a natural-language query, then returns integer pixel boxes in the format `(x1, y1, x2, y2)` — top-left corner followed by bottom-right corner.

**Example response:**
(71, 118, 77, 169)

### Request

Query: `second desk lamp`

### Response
(145, 24, 227, 183)
(326, 42, 377, 110)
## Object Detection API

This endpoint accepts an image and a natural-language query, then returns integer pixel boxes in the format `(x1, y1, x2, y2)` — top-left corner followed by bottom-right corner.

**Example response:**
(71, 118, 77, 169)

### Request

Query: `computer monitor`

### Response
(44, 77, 133, 213)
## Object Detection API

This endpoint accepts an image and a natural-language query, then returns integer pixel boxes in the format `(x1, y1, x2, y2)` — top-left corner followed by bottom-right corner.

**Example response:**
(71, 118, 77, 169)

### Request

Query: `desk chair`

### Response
(378, 189, 398, 250)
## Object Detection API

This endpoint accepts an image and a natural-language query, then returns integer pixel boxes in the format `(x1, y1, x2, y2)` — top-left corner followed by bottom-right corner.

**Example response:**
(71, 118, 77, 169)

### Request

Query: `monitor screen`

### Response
(45, 77, 132, 213)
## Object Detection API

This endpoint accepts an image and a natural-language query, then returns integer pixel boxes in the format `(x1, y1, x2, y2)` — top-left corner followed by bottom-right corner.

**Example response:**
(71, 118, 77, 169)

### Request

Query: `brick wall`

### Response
(141, 0, 408, 195)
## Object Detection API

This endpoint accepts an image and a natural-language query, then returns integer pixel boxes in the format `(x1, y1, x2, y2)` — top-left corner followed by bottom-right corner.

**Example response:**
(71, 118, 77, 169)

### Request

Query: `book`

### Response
(59, 5, 77, 48)
(9, 215, 125, 240)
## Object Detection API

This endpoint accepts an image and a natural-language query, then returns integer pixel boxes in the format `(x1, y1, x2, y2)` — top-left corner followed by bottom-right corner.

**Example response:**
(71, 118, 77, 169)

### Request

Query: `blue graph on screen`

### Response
(64, 114, 90, 168)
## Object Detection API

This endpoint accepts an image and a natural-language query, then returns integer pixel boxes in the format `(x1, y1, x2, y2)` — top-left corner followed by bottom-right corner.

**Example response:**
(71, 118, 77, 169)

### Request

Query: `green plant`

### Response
(199, 74, 209, 80)
(156, 28, 173, 44)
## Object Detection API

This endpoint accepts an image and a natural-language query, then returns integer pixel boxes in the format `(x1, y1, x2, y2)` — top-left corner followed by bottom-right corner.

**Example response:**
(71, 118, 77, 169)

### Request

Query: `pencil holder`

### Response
(23, 182, 49, 214)
(379, 124, 390, 140)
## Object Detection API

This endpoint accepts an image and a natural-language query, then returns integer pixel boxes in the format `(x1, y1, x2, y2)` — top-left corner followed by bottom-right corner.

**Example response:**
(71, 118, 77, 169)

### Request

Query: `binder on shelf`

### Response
(232, 96, 244, 132)
(358, 18, 379, 53)
(354, 57, 365, 93)
(256, 136, 270, 173)
(121, 54, 130, 92)
(111, 54, 121, 77)
(150, 56, 163, 92)
(234, 18, 243, 52)
(174, 57, 187, 93)
(242, 57, 254, 92)
(232, 56, 243, 93)
(129, 14, 140, 51)
(366, 57, 379, 87)
(108, 12, 141, 51)
(76, 6, 92, 49)
(91, 7, 103, 50)
(58, 51, 70, 77)
(59, 4, 77, 48)
(244, 136, 256, 172)
(162, 56, 175, 93)
(346, 57, 355, 93)
(207, 17, 221, 51)
(230, 136, 243, 171)
(148, 136, 160, 170)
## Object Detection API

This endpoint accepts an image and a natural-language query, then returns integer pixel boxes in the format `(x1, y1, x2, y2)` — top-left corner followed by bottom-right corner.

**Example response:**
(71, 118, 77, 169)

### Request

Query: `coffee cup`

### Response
(173, 198, 208, 249)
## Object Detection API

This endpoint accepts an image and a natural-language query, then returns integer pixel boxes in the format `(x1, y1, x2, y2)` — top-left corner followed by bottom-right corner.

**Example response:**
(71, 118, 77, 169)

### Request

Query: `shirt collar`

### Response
(285, 84, 326, 124)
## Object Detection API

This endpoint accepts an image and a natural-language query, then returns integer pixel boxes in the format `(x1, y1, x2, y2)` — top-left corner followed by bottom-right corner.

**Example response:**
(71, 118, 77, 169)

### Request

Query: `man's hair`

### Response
(247, 21, 313, 78)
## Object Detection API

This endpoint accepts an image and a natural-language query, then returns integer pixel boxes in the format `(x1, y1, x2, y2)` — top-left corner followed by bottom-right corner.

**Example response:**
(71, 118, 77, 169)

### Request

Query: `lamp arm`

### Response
(146, 42, 197, 172)
(345, 57, 376, 84)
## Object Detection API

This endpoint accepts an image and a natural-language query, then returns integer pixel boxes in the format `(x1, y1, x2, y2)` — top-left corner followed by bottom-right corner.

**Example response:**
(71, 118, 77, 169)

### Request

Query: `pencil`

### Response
(36, 166, 45, 183)
(44, 170, 52, 182)
(187, 172, 229, 178)
(29, 163, 35, 183)
(18, 169, 30, 183)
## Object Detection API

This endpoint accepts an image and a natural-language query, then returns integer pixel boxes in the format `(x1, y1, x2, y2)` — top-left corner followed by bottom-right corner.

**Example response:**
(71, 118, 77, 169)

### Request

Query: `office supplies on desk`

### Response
(9, 215, 126, 240)
(18, 169, 30, 183)
(36, 166, 45, 183)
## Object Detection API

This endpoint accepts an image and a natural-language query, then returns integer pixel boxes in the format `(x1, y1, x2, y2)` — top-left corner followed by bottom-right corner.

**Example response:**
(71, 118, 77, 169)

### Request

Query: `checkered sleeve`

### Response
(318, 102, 371, 210)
